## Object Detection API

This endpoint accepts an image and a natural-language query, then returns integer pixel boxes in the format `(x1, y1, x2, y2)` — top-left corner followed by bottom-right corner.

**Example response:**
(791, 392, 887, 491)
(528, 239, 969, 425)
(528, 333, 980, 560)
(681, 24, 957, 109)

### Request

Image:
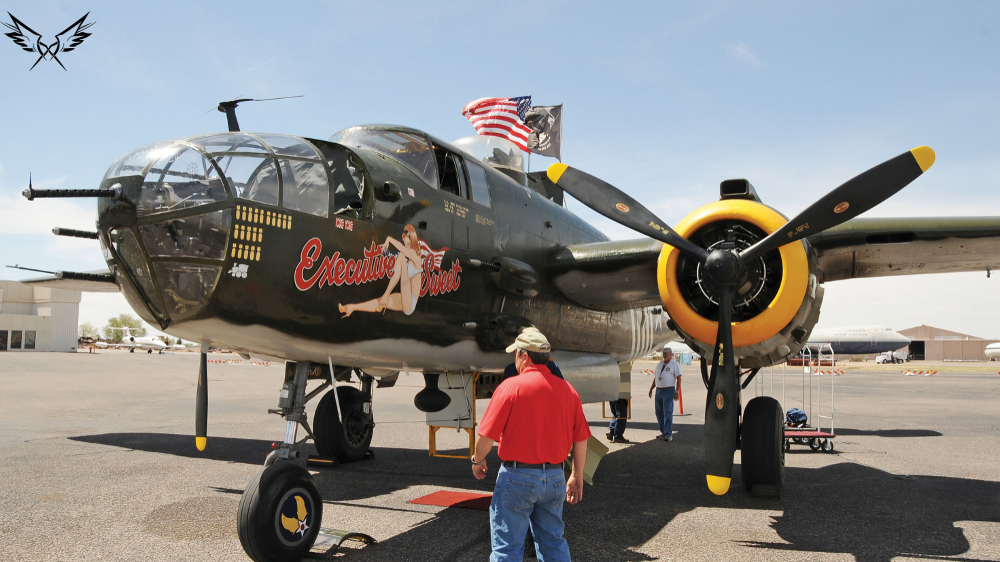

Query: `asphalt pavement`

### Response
(0, 351, 997, 561)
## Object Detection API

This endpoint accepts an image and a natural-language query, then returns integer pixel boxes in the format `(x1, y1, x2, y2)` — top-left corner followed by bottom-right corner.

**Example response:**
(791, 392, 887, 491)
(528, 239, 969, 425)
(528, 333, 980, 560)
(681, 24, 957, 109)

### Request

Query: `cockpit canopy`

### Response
(105, 133, 365, 218)
(450, 135, 526, 176)
(330, 125, 438, 188)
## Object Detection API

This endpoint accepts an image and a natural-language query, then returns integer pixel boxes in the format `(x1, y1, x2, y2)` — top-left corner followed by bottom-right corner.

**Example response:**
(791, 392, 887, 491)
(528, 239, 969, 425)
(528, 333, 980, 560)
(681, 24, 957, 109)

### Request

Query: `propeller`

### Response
(548, 147, 935, 495)
(195, 348, 208, 451)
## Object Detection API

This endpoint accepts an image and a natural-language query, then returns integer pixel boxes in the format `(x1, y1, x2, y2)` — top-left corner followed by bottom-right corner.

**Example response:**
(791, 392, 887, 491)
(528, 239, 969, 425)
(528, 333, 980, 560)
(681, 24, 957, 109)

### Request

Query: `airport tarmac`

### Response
(0, 351, 998, 562)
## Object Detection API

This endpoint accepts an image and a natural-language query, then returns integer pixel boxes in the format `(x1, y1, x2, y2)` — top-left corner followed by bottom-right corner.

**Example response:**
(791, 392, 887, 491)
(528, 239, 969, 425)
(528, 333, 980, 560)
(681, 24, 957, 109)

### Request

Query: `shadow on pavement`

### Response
(71, 429, 997, 562)
(70, 432, 274, 464)
(833, 428, 943, 437)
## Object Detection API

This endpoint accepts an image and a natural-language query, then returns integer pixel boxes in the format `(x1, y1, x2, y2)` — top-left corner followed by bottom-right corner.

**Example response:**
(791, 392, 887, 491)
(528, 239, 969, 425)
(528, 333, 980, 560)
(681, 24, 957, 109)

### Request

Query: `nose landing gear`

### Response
(238, 360, 376, 561)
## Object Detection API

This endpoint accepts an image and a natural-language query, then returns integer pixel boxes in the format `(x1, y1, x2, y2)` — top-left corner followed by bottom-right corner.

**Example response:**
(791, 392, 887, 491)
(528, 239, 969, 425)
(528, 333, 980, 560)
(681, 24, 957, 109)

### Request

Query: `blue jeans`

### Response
(654, 386, 675, 437)
(490, 465, 571, 561)
(608, 399, 628, 438)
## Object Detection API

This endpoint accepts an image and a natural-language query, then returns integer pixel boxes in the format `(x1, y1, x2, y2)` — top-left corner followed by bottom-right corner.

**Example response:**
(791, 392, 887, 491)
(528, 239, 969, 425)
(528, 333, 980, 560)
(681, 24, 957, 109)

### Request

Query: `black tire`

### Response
(238, 462, 322, 562)
(741, 396, 784, 497)
(809, 438, 822, 451)
(314, 386, 373, 462)
(822, 439, 834, 453)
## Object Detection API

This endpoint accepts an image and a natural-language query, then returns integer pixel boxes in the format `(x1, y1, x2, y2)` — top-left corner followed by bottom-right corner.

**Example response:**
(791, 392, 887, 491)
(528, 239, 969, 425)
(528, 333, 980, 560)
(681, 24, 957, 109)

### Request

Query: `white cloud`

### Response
(724, 42, 766, 68)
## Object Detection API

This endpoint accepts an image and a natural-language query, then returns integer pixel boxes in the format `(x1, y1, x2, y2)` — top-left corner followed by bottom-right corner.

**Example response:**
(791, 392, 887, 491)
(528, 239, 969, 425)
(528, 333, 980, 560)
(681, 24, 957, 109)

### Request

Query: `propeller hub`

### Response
(705, 249, 742, 286)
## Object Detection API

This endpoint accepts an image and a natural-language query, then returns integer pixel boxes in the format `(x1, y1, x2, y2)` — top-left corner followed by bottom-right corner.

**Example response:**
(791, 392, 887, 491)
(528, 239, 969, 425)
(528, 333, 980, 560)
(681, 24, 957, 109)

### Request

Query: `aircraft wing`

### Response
(808, 217, 1000, 282)
(548, 238, 663, 311)
(17, 269, 119, 293)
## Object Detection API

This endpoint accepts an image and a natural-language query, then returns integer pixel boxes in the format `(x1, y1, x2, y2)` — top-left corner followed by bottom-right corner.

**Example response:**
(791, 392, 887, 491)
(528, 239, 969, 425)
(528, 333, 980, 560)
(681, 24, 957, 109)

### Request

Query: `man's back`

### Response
(479, 365, 589, 465)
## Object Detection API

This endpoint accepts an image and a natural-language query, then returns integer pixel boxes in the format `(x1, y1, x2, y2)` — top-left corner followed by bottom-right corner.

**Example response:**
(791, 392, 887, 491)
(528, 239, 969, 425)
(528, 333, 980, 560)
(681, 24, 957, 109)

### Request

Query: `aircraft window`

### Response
(0, 330, 7, 351)
(153, 263, 221, 320)
(256, 135, 321, 159)
(11, 330, 21, 350)
(436, 148, 464, 197)
(140, 147, 228, 215)
(190, 134, 267, 154)
(24, 331, 35, 350)
(105, 142, 174, 179)
(139, 211, 232, 260)
(217, 156, 280, 206)
(330, 129, 437, 187)
(466, 163, 491, 207)
(453, 154, 468, 198)
(111, 229, 158, 307)
(279, 160, 330, 218)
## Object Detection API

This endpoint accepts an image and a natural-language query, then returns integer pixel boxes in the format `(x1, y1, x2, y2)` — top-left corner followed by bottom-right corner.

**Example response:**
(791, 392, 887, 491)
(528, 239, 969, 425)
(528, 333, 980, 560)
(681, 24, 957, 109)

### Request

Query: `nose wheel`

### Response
(238, 462, 323, 562)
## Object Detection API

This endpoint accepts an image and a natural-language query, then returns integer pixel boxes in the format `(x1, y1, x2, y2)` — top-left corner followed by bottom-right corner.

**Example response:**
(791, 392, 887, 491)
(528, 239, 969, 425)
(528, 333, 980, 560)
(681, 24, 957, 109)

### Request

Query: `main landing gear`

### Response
(237, 361, 375, 562)
(740, 396, 785, 497)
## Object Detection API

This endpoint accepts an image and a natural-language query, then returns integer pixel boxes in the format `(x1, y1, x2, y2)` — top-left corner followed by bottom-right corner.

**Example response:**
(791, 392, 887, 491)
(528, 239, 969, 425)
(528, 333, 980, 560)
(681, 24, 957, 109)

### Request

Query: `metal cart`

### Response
(754, 344, 837, 453)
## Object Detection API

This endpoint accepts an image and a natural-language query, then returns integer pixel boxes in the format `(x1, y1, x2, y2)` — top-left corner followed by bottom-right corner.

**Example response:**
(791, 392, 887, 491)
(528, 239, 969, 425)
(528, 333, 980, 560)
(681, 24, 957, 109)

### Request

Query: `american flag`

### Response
(418, 240, 449, 272)
(461, 96, 532, 152)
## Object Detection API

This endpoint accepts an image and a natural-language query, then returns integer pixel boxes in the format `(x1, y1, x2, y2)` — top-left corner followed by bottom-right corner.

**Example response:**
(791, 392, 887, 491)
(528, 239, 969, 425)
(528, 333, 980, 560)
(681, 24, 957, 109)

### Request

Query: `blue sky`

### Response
(1, 1, 999, 338)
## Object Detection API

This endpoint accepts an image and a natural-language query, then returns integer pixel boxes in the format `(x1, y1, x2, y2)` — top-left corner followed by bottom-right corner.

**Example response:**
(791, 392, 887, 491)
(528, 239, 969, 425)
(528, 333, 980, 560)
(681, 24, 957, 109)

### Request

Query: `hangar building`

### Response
(0, 280, 82, 352)
(899, 325, 999, 362)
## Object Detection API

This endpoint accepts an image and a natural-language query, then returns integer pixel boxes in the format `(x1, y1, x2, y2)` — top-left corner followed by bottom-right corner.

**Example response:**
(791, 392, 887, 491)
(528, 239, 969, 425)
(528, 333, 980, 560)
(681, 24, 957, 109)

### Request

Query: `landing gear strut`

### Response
(238, 361, 375, 561)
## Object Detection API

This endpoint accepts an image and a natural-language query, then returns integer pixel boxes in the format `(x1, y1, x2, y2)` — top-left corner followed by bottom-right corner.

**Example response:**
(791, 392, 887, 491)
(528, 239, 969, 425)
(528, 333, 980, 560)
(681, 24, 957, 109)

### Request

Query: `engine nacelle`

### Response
(657, 200, 824, 368)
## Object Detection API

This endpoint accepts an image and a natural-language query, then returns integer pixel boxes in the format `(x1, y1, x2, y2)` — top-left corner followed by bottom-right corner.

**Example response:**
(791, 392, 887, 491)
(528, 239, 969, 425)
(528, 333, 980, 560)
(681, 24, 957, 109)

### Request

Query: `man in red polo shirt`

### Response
(472, 328, 591, 561)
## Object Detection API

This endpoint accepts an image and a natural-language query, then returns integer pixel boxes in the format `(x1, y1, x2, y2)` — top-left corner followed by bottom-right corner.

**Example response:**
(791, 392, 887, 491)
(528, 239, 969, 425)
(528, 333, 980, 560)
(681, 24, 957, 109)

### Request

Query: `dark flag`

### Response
(524, 104, 563, 161)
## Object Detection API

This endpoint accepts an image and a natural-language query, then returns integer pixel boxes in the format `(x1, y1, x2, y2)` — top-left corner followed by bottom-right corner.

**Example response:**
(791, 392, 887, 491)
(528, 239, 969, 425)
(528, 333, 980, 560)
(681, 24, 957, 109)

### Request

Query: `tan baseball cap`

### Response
(505, 327, 552, 353)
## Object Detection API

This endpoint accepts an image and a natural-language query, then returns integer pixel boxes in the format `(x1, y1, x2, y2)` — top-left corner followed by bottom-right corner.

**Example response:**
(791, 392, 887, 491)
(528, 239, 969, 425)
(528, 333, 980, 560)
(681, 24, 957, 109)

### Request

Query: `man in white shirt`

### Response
(648, 345, 681, 441)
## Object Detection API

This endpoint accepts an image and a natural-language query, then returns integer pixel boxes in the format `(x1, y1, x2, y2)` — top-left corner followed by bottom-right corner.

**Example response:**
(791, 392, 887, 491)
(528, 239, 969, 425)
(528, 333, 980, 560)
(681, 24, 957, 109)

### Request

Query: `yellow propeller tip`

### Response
(706, 475, 731, 495)
(195, 437, 207, 451)
(911, 146, 935, 173)
(547, 163, 568, 184)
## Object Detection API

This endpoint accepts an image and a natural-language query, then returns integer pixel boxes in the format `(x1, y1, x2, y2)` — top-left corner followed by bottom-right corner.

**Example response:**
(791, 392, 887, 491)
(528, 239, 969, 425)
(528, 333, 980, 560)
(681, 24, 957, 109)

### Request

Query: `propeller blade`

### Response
(703, 286, 739, 495)
(547, 164, 709, 262)
(195, 352, 208, 451)
(741, 147, 935, 262)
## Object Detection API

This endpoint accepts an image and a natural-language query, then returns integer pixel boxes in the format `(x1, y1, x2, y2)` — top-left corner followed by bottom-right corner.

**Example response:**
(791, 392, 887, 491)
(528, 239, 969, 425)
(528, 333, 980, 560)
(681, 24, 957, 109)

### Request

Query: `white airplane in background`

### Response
(806, 325, 911, 356)
(95, 327, 168, 354)
(986, 342, 1000, 360)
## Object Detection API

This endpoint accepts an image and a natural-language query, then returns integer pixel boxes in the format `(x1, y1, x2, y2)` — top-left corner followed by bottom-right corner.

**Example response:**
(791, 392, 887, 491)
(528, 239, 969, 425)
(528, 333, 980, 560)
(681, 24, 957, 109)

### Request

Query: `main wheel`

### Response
(238, 462, 322, 562)
(314, 386, 374, 462)
(740, 396, 784, 497)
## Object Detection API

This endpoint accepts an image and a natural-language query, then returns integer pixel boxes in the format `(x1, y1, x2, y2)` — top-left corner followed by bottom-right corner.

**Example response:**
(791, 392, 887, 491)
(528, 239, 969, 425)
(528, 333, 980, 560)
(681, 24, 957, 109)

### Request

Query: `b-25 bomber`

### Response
(19, 105, 1000, 561)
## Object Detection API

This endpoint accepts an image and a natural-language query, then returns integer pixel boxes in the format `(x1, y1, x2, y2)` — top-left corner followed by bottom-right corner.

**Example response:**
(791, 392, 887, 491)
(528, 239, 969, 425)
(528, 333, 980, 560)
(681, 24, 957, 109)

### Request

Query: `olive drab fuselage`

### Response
(97, 126, 667, 374)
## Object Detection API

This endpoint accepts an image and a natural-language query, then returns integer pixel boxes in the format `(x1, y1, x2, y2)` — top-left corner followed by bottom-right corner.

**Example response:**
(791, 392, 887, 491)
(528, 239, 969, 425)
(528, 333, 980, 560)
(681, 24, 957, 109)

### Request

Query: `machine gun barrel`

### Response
(23, 180, 123, 202)
(52, 227, 100, 239)
(55, 271, 115, 284)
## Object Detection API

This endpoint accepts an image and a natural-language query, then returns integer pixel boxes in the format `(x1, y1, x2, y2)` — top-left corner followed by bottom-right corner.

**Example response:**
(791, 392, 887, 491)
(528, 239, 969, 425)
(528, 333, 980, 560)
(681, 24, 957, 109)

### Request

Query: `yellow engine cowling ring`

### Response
(657, 200, 809, 348)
